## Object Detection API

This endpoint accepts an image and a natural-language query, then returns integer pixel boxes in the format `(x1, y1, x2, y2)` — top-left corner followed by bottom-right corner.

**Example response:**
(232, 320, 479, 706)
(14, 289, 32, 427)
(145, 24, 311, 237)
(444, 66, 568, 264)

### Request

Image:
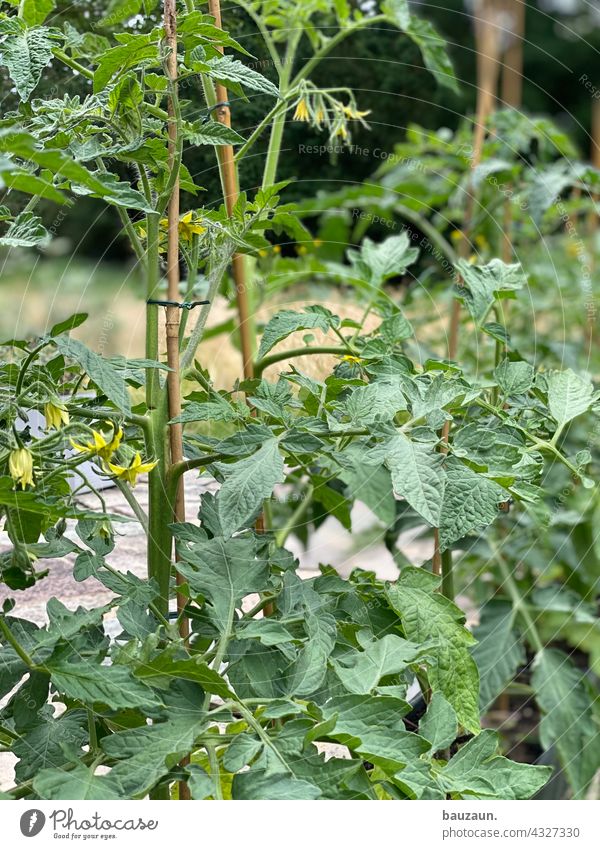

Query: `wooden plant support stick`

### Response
(433, 0, 502, 582)
(164, 0, 190, 801)
(208, 0, 254, 382)
(501, 0, 525, 110)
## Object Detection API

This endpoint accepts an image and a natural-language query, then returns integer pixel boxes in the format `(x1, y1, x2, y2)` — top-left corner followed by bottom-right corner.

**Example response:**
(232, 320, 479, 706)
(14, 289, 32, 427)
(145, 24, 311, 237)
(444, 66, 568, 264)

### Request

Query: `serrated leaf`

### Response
(54, 336, 131, 414)
(47, 661, 162, 710)
(174, 532, 268, 634)
(344, 380, 407, 424)
(21, 0, 56, 26)
(455, 259, 527, 325)
(532, 648, 600, 799)
(386, 566, 480, 734)
(102, 716, 206, 798)
(222, 734, 262, 772)
(0, 211, 48, 247)
(321, 694, 411, 747)
(403, 15, 459, 92)
(494, 359, 534, 395)
(347, 232, 419, 288)
(0, 21, 59, 100)
(13, 713, 87, 781)
(472, 601, 524, 710)
(337, 446, 395, 526)
(232, 769, 321, 800)
(333, 634, 425, 695)
(287, 607, 336, 696)
(33, 763, 122, 800)
(545, 369, 594, 428)
(258, 307, 337, 360)
(215, 439, 285, 537)
(187, 120, 245, 146)
(419, 692, 457, 752)
(207, 55, 279, 98)
(438, 729, 551, 799)
(385, 433, 446, 526)
(135, 652, 234, 699)
(439, 458, 504, 550)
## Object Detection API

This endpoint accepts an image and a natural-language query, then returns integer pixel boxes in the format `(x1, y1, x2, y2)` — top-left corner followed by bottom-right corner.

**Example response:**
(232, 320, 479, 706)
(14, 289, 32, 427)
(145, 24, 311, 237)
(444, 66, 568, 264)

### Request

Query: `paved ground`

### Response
(0, 476, 432, 790)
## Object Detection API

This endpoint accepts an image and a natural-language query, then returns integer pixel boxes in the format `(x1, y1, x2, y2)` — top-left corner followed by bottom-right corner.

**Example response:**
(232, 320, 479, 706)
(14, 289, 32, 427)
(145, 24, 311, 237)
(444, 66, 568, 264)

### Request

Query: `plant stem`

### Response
(489, 541, 544, 654)
(0, 617, 36, 669)
(275, 484, 314, 547)
(440, 548, 454, 600)
(261, 33, 300, 191)
(206, 743, 223, 799)
(254, 345, 349, 376)
(113, 478, 149, 533)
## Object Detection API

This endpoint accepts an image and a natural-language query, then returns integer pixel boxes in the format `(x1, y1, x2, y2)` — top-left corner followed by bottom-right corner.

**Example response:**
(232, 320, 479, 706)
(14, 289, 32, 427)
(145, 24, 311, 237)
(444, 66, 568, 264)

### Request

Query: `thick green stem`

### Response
(441, 548, 454, 600)
(145, 214, 162, 411)
(254, 345, 349, 376)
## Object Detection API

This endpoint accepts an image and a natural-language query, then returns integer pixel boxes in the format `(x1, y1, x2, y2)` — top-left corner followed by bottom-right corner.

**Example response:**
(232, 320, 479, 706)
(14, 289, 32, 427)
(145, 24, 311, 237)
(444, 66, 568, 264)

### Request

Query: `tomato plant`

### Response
(0, 0, 598, 801)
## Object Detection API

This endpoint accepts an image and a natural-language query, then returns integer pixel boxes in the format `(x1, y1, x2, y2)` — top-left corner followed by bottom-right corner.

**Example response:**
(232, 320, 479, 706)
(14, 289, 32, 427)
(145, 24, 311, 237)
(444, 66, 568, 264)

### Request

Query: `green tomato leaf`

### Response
(418, 692, 457, 752)
(186, 120, 246, 146)
(385, 433, 446, 527)
(532, 648, 600, 799)
(287, 607, 337, 696)
(438, 729, 552, 799)
(54, 336, 131, 414)
(33, 763, 122, 800)
(0, 19, 60, 101)
(47, 660, 163, 710)
(13, 712, 87, 781)
(173, 532, 269, 635)
(347, 232, 419, 288)
(332, 633, 425, 695)
(494, 359, 534, 395)
(545, 368, 595, 428)
(455, 259, 527, 325)
(439, 458, 504, 550)
(0, 211, 48, 247)
(206, 55, 279, 99)
(386, 566, 480, 734)
(258, 307, 338, 360)
(215, 439, 285, 538)
(472, 601, 524, 711)
(20, 0, 56, 26)
(232, 769, 321, 800)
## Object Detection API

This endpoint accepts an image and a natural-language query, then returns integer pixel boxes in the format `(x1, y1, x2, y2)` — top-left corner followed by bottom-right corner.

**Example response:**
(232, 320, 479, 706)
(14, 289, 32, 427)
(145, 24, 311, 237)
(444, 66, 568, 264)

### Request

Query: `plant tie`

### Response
(202, 101, 230, 123)
(147, 299, 210, 310)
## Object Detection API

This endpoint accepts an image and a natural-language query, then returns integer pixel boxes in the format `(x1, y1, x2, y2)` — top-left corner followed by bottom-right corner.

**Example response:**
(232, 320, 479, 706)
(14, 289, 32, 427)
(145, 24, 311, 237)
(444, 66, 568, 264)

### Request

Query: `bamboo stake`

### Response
(207, 0, 254, 382)
(164, 0, 190, 801)
(433, 0, 502, 581)
(500, 0, 525, 109)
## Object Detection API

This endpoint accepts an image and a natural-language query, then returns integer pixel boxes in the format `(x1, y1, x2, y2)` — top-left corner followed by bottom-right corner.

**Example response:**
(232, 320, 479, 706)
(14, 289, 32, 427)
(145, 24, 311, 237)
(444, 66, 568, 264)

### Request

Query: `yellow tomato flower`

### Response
(273, 244, 281, 253)
(293, 99, 310, 122)
(450, 229, 464, 242)
(341, 354, 362, 364)
(70, 423, 123, 463)
(158, 211, 206, 242)
(44, 401, 70, 430)
(474, 234, 489, 250)
(296, 245, 307, 255)
(9, 448, 35, 490)
(107, 452, 158, 487)
(336, 125, 349, 140)
(343, 105, 371, 120)
(313, 238, 323, 247)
